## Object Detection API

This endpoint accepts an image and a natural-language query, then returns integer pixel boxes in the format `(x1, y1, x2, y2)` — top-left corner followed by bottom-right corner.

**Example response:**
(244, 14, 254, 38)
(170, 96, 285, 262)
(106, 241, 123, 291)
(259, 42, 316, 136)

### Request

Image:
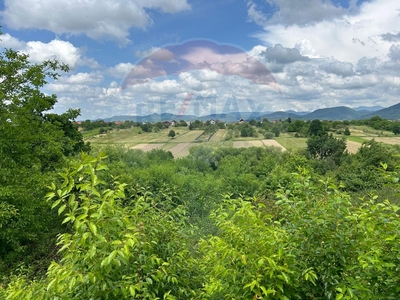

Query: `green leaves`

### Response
(18, 153, 198, 299)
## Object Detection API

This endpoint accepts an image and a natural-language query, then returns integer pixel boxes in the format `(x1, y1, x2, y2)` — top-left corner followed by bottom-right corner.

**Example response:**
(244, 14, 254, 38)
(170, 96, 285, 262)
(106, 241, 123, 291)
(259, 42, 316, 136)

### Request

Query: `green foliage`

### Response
(168, 129, 176, 138)
(307, 133, 347, 162)
(2, 153, 199, 299)
(199, 195, 301, 299)
(0, 44, 88, 275)
(200, 168, 400, 299)
(392, 122, 400, 135)
(308, 119, 324, 136)
(240, 123, 257, 137)
(2, 152, 400, 299)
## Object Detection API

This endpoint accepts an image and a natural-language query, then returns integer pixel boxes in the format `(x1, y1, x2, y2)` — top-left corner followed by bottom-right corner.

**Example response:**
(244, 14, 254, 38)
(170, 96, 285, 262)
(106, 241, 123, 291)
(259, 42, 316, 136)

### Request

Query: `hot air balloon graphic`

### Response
(121, 40, 280, 116)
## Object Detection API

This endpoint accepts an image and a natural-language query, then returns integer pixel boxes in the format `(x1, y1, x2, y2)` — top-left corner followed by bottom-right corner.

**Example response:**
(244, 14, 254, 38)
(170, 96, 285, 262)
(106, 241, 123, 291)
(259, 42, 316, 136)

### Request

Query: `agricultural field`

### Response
(86, 124, 400, 159)
(131, 143, 164, 151)
(346, 140, 362, 154)
(87, 127, 191, 146)
(339, 126, 400, 153)
(275, 134, 308, 151)
(209, 129, 227, 142)
(172, 130, 204, 142)
(233, 140, 264, 148)
(261, 139, 286, 151)
(168, 143, 196, 158)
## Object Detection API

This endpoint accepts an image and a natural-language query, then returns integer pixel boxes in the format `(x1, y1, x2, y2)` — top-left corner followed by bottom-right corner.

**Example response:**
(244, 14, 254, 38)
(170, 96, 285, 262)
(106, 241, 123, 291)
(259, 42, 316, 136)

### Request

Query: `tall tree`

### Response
(0, 39, 88, 273)
(308, 119, 324, 136)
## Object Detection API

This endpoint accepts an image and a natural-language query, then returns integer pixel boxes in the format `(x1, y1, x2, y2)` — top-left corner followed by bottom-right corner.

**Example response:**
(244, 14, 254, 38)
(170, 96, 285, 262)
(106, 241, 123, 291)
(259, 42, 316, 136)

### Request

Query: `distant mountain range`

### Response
(95, 103, 399, 122)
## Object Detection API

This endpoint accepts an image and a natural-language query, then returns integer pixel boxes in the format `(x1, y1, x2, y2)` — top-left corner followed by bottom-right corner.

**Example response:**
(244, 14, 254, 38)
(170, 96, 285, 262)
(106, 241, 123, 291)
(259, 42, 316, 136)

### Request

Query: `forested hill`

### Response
(302, 106, 366, 120)
(363, 102, 400, 120)
(96, 103, 400, 122)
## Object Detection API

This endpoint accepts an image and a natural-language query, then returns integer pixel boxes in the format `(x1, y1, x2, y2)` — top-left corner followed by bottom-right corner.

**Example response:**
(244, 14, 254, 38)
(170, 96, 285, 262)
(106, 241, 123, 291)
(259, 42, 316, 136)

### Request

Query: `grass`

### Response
(88, 125, 400, 158)
(88, 127, 191, 147)
(82, 128, 101, 139)
(172, 130, 204, 142)
(344, 136, 369, 143)
(350, 126, 394, 137)
(275, 133, 307, 151)
(209, 129, 227, 142)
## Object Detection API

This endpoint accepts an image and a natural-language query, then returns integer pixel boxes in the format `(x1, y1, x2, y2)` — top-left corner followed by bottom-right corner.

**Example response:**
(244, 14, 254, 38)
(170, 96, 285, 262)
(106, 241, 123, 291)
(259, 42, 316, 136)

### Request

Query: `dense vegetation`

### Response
(2, 43, 400, 299)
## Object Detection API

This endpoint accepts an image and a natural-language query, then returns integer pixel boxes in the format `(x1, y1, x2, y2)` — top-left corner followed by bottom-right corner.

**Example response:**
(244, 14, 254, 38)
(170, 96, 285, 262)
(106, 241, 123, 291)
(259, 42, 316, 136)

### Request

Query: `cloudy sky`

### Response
(1, 0, 399, 119)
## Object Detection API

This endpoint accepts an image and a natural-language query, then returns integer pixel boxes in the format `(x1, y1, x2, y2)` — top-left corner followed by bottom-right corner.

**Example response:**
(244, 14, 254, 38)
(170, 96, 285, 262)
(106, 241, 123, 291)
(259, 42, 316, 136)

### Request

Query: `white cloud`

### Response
(0, 34, 98, 69)
(319, 61, 356, 77)
(59, 73, 104, 85)
(107, 63, 137, 79)
(1, 0, 190, 43)
(249, 0, 347, 27)
(254, 0, 400, 63)
(247, 1, 268, 26)
(261, 44, 309, 64)
(24, 40, 82, 68)
(0, 33, 25, 49)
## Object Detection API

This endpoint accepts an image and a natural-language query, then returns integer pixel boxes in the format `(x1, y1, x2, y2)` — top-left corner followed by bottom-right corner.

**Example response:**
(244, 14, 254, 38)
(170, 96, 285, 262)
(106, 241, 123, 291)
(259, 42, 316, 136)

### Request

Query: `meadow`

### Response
(86, 125, 400, 158)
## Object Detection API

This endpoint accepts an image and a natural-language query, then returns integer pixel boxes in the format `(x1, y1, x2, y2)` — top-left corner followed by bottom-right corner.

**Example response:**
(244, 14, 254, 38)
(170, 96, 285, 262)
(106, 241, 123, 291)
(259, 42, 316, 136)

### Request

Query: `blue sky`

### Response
(1, 0, 399, 119)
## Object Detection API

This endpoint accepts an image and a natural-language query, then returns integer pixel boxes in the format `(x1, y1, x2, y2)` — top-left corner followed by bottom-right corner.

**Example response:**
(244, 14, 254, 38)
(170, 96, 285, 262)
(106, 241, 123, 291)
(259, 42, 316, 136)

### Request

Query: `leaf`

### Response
(129, 286, 136, 297)
(89, 222, 97, 235)
(58, 204, 66, 215)
(51, 199, 61, 209)
(241, 254, 247, 265)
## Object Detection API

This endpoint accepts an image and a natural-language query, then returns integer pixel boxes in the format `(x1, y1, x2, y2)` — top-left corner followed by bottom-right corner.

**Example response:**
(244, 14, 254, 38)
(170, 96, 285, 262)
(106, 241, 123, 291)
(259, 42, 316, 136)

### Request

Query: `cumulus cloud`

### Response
(254, 0, 400, 64)
(388, 44, 400, 61)
(0, 33, 25, 49)
(381, 32, 400, 42)
(319, 61, 356, 77)
(1, 0, 190, 43)
(261, 44, 309, 64)
(58, 73, 104, 85)
(0, 34, 96, 69)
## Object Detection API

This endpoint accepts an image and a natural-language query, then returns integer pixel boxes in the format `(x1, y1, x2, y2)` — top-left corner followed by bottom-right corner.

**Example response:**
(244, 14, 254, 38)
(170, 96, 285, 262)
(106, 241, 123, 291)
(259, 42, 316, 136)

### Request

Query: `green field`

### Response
(86, 125, 400, 158)
(275, 133, 308, 151)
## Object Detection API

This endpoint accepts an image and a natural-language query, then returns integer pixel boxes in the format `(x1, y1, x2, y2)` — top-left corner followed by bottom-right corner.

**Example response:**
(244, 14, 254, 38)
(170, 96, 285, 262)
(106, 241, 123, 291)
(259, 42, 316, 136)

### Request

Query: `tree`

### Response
(344, 127, 351, 136)
(392, 122, 400, 135)
(168, 129, 176, 138)
(307, 133, 347, 162)
(308, 119, 324, 136)
(0, 40, 88, 274)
